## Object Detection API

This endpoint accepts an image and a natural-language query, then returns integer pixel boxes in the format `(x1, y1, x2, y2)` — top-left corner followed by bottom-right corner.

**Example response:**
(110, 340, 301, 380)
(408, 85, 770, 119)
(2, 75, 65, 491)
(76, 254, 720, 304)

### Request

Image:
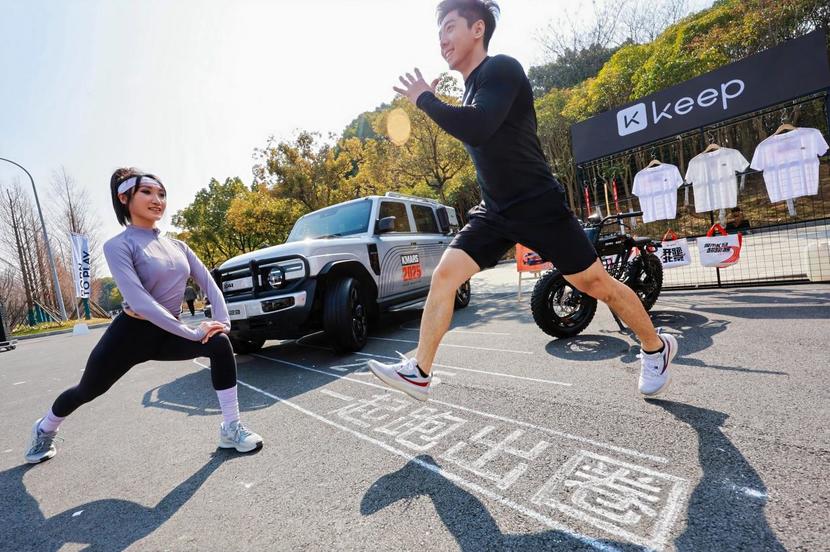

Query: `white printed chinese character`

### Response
(441, 426, 549, 490)
(374, 406, 466, 452)
(532, 450, 688, 548)
(329, 393, 409, 428)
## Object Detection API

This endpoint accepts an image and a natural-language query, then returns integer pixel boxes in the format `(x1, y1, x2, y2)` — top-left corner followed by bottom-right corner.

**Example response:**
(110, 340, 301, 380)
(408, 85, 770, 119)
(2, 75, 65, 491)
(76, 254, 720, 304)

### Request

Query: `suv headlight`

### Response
(264, 259, 307, 289)
(267, 267, 285, 288)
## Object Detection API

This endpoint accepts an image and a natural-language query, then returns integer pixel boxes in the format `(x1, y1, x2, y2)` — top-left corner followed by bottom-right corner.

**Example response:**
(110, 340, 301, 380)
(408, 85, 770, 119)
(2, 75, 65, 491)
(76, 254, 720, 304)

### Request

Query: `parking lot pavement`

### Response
(0, 280, 828, 551)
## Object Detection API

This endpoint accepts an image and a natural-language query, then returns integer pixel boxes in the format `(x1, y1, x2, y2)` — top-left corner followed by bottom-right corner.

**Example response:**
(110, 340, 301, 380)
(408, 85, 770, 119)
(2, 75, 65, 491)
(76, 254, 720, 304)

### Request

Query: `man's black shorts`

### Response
(449, 188, 598, 275)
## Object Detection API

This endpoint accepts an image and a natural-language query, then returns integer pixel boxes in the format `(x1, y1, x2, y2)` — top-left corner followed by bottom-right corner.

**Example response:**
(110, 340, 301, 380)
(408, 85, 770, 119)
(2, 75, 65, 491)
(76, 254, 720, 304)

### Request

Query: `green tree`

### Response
(95, 276, 121, 311)
(253, 131, 369, 211)
(342, 103, 390, 141)
(171, 177, 261, 268)
(528, 43, 620, 97)
(226, 186, 307, 247)
(376, 75, 473, 204)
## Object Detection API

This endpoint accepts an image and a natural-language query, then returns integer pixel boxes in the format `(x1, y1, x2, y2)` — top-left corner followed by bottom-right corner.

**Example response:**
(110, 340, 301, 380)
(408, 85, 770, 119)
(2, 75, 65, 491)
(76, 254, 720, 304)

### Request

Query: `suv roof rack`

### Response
(383, 191, 442, 206)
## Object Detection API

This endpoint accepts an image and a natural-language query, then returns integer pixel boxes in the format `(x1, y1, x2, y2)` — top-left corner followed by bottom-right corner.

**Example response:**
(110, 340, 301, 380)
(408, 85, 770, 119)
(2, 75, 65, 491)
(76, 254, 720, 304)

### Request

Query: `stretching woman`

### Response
(25, 168, 262, 463)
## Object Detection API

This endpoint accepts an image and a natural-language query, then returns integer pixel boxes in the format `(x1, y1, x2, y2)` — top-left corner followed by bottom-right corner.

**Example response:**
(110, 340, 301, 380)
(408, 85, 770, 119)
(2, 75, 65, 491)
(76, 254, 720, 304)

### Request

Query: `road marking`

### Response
(231, 376, 625, 552)
(532, 450, 687, 549)
(399, 323, 512, 336)
(3, 449, 12, 453)
(12, 381, 25, 385)
(369, 336, 533, 355)
(355, 352, 571, 387)
(327, 361, 368, 373)
(72, 510, 83, 517)
(320, 389, 355, 401)
(241, 356, 667, 463)
(290, 337, 570, 386)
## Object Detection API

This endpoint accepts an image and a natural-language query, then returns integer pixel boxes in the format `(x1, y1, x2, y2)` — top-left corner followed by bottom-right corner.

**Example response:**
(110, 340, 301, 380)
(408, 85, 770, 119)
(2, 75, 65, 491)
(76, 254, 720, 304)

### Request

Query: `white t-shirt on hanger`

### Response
(750, 127, 829, 202)
(632, 163, 684, 223)
(685, 147, 750, 212)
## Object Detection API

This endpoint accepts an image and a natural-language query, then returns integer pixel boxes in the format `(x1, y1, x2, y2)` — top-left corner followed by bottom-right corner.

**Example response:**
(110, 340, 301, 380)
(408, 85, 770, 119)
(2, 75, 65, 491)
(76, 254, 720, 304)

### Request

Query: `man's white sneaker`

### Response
(639, 332, 678, 397)
(366, 353, 432, 402)
(219, 421, 263, 453)
(24, 418, 58, 464)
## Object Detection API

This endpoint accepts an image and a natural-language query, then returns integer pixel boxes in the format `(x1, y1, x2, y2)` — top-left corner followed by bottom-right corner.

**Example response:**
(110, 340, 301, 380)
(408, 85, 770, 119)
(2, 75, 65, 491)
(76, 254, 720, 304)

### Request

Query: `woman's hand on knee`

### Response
(199, 321, 228, 343)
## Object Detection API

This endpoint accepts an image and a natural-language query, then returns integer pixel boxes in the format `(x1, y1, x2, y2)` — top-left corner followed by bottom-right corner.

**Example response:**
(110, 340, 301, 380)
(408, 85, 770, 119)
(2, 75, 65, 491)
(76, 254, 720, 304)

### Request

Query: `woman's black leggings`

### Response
(52, 313, 236, 417)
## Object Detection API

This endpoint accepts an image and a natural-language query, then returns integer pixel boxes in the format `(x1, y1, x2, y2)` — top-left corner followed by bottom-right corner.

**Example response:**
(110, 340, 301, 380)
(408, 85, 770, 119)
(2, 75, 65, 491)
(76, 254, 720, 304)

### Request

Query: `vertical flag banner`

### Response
(70, 233, 90, 299)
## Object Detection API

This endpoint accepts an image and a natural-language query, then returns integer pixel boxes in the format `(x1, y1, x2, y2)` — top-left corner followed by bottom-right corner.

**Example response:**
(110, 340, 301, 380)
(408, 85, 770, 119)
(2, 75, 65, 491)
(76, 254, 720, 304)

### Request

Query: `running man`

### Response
(368, 0, 677, 401)
(25, 168, 262, 464)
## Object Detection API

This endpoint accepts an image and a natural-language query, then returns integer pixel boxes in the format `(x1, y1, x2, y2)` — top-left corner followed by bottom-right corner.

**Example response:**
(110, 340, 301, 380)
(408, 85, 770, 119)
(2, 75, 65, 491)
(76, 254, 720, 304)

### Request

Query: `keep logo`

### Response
(617, 103, 647, 136)
(616, 79, 746, 137)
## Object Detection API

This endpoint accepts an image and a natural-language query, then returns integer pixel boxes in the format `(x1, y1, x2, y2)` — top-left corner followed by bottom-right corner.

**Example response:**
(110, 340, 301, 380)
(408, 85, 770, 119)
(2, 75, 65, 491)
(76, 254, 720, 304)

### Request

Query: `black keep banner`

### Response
(571, 31, 830, 164)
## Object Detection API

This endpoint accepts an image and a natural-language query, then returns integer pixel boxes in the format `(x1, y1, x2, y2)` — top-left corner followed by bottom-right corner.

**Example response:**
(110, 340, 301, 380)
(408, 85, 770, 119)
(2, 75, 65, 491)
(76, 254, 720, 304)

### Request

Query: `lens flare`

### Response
(386, 108, 411, 146)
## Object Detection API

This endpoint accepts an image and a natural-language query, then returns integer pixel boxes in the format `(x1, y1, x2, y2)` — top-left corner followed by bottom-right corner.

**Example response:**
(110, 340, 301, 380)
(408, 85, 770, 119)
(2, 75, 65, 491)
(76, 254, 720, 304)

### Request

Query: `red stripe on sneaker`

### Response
(397, 372, 430, 387)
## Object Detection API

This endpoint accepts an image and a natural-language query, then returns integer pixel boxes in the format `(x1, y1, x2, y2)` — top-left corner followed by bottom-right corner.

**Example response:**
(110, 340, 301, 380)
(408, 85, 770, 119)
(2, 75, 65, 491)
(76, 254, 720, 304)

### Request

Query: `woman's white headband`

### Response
(117, 175, 164, 195)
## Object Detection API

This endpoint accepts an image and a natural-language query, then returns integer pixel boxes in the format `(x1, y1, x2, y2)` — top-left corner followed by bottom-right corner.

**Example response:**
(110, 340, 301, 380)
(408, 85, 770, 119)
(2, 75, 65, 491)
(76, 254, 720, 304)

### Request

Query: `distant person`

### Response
(367, 0, 679, 401)
(725, 207, 751, 232)
(24, 167, 262, 464)
(184, 284, 197, 316)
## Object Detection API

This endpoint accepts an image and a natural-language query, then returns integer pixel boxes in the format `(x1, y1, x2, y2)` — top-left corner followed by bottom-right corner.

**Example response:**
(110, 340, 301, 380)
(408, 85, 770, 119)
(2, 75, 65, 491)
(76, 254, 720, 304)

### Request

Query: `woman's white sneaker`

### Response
(219, 421, 263, 453)
(638, 333, 678, 397)
(366, 353, 431, 402)
(24, 418, 58, 464)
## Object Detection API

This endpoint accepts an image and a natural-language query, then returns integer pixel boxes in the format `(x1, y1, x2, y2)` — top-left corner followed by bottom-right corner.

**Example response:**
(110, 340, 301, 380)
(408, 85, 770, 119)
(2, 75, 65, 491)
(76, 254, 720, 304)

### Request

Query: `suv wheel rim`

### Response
(350, 286, 367, 340)
(457, 281, 470, 303)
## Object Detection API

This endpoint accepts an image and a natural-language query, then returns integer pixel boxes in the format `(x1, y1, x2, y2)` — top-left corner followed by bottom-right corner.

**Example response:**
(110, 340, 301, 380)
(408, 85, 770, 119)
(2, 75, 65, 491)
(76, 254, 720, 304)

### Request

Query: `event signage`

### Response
(70, 233, 90, 299)
(571, 30, 830, 164)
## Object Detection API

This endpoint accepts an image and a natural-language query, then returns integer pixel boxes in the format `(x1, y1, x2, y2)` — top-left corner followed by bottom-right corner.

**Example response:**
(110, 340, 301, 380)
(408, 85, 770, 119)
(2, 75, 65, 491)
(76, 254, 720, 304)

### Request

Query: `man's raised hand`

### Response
(393, 68, 440, 105)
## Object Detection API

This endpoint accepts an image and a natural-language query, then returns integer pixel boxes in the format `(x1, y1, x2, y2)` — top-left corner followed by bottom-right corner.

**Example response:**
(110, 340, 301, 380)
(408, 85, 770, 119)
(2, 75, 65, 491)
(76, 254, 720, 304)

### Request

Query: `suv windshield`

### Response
(286, 200, 372, 242)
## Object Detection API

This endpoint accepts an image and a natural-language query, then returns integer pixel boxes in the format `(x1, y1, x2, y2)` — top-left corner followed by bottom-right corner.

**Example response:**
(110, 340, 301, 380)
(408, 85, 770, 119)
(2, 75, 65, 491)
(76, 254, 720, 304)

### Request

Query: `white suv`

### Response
(212, 192, 471, 353)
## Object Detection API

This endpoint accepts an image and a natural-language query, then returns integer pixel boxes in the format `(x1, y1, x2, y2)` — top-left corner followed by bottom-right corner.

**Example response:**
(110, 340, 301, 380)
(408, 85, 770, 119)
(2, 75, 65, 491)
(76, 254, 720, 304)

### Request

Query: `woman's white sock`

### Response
(38, 408, 65, 433)
(216, 386, 240, 426)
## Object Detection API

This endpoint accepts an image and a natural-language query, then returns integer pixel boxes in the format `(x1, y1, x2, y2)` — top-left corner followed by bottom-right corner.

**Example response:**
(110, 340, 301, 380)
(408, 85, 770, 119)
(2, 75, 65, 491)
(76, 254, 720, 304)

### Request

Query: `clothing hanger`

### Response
(702, 129, 720, 152)
(773, 110, 796, 135)
(773, 123, 796, 135)
(646, 147, 661, 168)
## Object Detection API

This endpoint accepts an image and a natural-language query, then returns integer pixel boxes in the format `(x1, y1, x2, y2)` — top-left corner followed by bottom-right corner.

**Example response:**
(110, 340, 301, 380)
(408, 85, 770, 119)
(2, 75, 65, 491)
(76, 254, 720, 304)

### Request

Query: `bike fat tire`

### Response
(631, 253, 663, 312)
(530, 270, 597, 338)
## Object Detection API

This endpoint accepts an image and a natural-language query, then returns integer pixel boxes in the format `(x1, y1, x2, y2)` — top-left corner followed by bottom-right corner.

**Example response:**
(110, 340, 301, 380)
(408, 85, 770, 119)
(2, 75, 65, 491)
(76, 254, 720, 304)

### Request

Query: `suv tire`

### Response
(454, 279, 471, 309)
(230, 336, 265, 355)
(324, 276, 369, 351)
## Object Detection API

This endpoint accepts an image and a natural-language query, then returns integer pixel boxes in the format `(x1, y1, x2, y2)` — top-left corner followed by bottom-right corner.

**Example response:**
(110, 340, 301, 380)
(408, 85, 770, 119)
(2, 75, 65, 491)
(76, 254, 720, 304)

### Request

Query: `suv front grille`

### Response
(213, 255, 309, 300)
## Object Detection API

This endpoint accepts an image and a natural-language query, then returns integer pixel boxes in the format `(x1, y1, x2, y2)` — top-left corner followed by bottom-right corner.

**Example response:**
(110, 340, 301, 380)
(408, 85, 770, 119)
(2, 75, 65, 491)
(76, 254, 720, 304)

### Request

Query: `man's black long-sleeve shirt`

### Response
(416, 55, 561, 213)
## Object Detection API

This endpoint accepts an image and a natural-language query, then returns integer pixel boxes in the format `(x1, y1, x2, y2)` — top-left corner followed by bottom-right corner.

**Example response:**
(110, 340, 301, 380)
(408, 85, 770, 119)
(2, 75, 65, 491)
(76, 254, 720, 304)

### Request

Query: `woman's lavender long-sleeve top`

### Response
(103, 225, 230, 341)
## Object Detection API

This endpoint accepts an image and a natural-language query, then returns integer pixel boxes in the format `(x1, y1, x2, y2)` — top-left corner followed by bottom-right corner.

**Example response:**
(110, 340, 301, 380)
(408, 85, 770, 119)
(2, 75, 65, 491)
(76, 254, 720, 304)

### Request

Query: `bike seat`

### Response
(633, 237, 653, 247)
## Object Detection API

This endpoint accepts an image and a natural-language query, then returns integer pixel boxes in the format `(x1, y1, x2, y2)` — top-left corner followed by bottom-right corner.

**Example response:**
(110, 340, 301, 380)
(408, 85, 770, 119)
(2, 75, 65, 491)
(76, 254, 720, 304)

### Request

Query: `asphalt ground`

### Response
(0, 277, 828, 551)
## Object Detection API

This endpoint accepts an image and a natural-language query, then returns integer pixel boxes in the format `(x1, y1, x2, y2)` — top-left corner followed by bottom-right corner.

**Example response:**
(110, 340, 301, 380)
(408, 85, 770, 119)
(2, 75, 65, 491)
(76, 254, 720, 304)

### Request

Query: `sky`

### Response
(0, 0, 712, 274)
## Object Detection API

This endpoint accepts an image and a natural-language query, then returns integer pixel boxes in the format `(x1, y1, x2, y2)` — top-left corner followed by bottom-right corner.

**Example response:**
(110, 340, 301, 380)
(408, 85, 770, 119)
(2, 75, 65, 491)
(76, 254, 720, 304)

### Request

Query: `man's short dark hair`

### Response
(437, 0, 500, 50)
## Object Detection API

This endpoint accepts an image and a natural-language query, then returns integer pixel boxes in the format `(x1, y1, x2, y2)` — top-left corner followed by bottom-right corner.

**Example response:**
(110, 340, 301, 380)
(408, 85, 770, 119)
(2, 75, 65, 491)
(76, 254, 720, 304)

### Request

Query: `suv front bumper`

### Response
(227, 279, 317, 340)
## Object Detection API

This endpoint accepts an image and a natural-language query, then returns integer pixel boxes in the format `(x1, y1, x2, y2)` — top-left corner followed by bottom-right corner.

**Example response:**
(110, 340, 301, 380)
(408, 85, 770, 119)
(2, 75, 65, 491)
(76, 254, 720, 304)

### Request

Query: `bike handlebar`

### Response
(594, 211, 643, 225)
(618, 211, 643, 219)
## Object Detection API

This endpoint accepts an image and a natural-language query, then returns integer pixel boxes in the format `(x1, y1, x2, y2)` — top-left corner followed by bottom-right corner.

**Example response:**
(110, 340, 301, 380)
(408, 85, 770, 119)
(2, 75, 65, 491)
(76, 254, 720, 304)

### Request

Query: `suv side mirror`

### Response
(376, 216, 396, 234)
